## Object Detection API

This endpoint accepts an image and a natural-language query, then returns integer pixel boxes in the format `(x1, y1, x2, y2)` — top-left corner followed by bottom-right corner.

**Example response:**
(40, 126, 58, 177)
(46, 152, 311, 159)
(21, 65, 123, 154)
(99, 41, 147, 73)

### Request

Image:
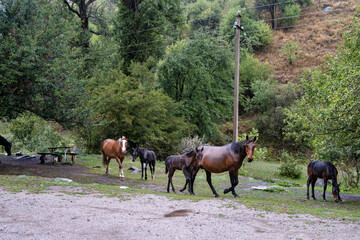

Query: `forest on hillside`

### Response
(0, 0, 359, 187)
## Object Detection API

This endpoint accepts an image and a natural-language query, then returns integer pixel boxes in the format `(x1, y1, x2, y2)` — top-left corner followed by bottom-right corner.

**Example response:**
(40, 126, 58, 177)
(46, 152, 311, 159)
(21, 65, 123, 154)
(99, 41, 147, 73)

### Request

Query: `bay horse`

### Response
(0, 135, 11, 156)
(200, 136, 256, 197)
(307, 161, 342, 203)
(132, 147, 156, 180)
(165, 147, 204, 195)
(101, 136, 127, 178)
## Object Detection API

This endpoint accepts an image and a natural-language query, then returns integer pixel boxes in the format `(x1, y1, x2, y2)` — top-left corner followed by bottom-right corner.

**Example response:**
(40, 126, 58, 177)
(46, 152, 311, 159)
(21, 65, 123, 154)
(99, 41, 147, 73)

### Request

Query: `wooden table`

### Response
(38, 147, 78, 164)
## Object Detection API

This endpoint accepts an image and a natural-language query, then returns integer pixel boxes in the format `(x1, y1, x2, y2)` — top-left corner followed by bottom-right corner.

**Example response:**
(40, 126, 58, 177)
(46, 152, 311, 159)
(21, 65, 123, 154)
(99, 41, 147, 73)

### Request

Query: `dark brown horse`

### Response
(200, 136, 256, 197)
(165, 147, 204, 195)
(0, 135, 12, 156)
(307, 161, 342, 203)
(132, 147, 156, 180)
(101, 136, 127, 178)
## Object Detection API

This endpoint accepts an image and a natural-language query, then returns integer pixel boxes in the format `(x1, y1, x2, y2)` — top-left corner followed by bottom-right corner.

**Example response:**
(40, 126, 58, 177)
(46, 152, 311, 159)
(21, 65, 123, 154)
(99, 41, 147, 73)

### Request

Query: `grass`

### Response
(1, 154, 359, 221)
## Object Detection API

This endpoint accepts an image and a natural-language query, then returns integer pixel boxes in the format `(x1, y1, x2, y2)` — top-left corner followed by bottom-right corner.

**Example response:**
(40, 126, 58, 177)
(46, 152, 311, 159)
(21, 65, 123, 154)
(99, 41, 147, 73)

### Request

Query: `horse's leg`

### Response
(306, 176, 312, 200)
(140, 160, 144, 180)
(189, 168, 200, 195)
(105, 157, 110, 175)
(224, 171, 239, 197)
(311, 178, 317, 200)
(151, 161, 155, 180)
(181, 167, 193, 195)
(205, 170, 220, 198)
(167, 169, 176, 193)
(144, 162, 148, 180)
(116, 157, 124, 178)
(323, 178, 328, 202)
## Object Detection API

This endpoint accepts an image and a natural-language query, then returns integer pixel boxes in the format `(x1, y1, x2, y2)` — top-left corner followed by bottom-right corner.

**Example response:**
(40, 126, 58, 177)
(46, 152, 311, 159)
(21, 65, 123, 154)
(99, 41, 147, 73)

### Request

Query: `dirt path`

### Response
(0, 187, 359, 240)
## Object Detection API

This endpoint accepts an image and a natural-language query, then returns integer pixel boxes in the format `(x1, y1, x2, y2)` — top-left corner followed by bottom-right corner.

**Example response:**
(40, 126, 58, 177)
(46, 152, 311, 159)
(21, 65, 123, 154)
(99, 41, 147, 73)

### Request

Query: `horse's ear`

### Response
(253, 136, 257, 142)
(201, 147, 204, 152)
(246, 135, 249, 141)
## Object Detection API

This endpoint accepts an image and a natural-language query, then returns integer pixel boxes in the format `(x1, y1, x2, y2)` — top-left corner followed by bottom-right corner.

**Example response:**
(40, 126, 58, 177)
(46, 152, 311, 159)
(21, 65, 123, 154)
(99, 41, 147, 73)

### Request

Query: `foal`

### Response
(307, 161, 342, 202)
(132, 147, 156, 180)
(165, 147, 203, 195)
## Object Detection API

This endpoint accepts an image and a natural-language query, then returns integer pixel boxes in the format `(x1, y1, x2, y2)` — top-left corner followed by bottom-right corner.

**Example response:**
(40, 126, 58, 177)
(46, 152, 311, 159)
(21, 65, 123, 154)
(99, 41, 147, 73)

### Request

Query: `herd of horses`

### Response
(100, 135, 342, 202)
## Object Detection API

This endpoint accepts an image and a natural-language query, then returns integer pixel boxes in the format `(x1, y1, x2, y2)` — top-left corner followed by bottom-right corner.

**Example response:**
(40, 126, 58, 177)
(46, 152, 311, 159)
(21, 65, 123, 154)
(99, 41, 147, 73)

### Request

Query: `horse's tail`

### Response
(165, 157, 170, 174)
(102, 153, 107, 166)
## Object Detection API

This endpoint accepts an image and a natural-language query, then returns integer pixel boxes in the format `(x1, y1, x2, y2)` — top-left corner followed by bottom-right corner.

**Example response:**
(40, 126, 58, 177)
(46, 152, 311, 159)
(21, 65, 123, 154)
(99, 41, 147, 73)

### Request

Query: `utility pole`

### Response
(233, 11, 241, 143)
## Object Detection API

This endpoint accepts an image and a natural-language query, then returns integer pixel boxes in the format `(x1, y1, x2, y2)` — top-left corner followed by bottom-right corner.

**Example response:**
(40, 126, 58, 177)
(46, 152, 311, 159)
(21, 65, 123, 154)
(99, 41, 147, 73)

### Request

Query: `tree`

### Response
(0, 0, 87, 127)
(284, 10, 360, 187)
(113, 0, 184, 72)
(186, 0, 222, 32)
(157, 32, 234, 141)
(81, 59, 192, 158)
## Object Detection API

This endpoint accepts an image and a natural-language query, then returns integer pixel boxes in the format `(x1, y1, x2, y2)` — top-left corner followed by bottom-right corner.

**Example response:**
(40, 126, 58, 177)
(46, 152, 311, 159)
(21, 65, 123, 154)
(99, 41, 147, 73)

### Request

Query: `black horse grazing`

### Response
(0, 135, 12, 156)
(200, 136, 256, 198)
(165, 147, 203, 195)
(132, 147, 156, 180)
(307, 161, 342, 203)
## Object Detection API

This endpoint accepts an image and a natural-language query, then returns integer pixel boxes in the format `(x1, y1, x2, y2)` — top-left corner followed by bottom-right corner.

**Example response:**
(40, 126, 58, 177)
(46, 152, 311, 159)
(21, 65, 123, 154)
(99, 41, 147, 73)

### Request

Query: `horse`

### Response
(131, 147, 156, 180)
(101, 136, 127, 178)
(307, 161, 342, 203)
(165, 147, 204, 195)
(199, 136, 256, 198)
(0, 135, 11, 156)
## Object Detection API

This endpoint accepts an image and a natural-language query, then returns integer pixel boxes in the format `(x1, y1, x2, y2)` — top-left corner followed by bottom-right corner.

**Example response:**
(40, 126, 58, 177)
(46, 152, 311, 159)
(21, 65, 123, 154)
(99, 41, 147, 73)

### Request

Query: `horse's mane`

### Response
(185, 150, 195, 157)
(230, 139, 253, 154)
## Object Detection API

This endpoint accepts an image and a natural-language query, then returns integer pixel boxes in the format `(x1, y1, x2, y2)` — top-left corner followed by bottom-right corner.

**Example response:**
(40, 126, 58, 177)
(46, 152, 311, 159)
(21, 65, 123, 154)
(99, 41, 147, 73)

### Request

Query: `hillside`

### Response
(254, 0, 358, 83)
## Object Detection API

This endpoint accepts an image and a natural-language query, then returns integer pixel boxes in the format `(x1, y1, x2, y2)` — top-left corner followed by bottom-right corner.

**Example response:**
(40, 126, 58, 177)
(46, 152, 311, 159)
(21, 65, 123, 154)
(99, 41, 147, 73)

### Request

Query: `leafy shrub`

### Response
(278, 151, 302, 179)
(280, 41, 301, 65)
(178, 135, 206, 154)
(279, 4, 301, 28)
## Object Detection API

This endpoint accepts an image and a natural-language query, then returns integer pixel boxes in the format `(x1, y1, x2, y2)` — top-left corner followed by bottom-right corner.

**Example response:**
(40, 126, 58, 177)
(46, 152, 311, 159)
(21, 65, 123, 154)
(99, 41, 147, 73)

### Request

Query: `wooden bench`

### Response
(37, 152, 79, 164)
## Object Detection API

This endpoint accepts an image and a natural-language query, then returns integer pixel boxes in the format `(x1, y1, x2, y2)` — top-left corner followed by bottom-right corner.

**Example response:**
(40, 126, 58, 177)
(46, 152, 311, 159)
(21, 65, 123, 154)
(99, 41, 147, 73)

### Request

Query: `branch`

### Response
(86, 0, 97, 8)
(63, 0, 81, 18)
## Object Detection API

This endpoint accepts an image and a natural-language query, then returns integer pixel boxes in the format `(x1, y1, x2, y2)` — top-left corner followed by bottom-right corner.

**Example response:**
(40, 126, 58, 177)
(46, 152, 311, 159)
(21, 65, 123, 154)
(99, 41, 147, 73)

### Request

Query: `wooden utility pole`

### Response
(233, 12, 241, 143)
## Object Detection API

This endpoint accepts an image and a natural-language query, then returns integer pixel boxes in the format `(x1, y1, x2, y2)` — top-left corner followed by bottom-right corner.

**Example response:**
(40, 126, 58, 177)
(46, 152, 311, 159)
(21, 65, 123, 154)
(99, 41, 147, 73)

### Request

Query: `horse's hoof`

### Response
(234, 194, 239, 198)
(215, 194, 220, 198)
(224, 189, 230, 194)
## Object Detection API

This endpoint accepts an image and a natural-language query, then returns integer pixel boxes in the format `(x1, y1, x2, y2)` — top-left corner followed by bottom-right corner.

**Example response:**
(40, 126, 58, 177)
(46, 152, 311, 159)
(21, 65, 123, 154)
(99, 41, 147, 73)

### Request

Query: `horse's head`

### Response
(5, 142, 11, 156)
(119, 136, 127, 153)
(195, 147, 204, 164)
(332, 182, 342, 203)
(132, 147, 139, 162)
(245, 136, 256, 162)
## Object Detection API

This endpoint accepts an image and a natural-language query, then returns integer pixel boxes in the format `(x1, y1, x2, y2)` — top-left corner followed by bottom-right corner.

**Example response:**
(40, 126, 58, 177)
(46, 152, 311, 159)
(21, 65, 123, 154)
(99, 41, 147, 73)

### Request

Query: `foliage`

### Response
(186, 0, 222, 32)
(280, 40, 301, 64)
(247, 81, 298, 143)
(7, 112, 65, 153)
(157, 31, 234, 141)
(278, 151, 302, 179)
(113, 0, 184, 72)
(178, 135, 206, 154)
(284, 10, 360, 186)
(80, 59, 192, 159)
(219, 8, 273, 52)
(279, 4, 301, 28)
(0, 0, 88, 127)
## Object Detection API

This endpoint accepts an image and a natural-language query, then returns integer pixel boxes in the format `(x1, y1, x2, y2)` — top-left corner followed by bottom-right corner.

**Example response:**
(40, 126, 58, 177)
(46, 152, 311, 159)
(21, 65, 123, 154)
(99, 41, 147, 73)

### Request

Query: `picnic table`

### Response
(38, 146, 79, 165)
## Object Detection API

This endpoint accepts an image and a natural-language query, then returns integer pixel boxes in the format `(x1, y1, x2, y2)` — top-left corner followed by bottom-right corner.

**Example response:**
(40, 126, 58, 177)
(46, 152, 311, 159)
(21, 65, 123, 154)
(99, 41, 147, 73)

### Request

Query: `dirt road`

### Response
(0, 187, 359, 240)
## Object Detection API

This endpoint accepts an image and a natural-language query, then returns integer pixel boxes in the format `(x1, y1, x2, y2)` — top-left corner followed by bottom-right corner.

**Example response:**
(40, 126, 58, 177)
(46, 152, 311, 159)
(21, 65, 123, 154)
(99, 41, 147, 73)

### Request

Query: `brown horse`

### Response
(307, 161, 342, 202)
(200, 136, 256, 197)
(165, 147, 204, 195)
(101, 136, 127, 178)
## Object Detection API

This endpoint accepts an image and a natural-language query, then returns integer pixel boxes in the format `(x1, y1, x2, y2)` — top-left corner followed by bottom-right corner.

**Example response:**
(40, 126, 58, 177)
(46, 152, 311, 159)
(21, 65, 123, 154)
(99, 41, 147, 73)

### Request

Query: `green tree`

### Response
(113, 0, 184, 72)
(81, 59, 192, 158)
(284, 10, 360, 186)
(186, 0, 222, 32)
(157, 32, 234, 141)
(0, 0, 87, 127)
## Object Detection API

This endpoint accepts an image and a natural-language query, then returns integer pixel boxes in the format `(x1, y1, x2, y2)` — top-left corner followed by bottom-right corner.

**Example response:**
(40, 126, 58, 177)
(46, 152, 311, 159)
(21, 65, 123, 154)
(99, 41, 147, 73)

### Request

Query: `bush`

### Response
(280, 40, 301, 65)
(279, 4, 301, 28)
(178, 135, 206, 154)
(278, 151, 302, 179)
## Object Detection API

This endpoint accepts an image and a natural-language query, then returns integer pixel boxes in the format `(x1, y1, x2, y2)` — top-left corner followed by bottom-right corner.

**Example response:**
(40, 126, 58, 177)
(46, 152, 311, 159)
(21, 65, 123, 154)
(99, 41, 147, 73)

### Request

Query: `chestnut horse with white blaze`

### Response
(101, 136, 127, 178)
(200, 136, 256, 198)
